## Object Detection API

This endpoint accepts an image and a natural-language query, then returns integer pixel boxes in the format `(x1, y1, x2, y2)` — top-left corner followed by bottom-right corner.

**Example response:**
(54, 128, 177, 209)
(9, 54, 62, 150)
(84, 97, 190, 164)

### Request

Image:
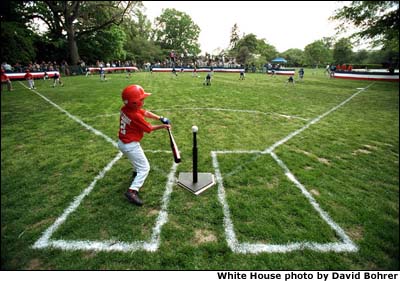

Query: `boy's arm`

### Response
(144, 110, 170, 124)
(143, 110, 160, 120)
(151, 124, 171, 131)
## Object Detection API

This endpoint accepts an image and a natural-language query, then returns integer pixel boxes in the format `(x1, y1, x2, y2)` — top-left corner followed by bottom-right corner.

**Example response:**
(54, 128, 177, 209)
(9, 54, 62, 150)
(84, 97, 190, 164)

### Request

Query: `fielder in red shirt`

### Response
(24, 70, 35, 89)
(1, 69, 13, 91)
(118, 84, 171, 206)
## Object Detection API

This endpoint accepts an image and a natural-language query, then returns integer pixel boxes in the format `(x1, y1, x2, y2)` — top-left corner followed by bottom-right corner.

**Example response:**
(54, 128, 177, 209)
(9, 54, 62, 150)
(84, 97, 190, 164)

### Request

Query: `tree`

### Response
(229, 23, 240, 49)
(230, 34, 278, 65)
(236, 46, 251, 65)
(333, 38, 353, 64)
(352, 49, 370, 64)
(331, 1, 399, 48)
(0, 1, 38, 64)
(256, 40, 278, 63)
(121, 9, 163, 65)
(280, 49, 305, 66)
(0, 21, 37, 64)
(78, 24, 127, 64)
(154, 8, 201, 57)
(234, 34, 258, 54)
(18, 1, 140, 65)
(304, 40, 332, 66)
(321, 37, 335, 49)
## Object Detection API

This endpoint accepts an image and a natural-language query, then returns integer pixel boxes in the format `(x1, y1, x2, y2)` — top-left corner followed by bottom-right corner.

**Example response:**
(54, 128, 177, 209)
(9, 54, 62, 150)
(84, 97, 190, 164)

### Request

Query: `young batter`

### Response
(118, 84, 171, 206)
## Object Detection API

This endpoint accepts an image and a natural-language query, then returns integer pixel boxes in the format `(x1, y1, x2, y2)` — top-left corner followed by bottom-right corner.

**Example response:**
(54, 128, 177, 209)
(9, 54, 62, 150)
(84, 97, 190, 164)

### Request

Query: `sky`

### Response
(142, 1, 352, 55)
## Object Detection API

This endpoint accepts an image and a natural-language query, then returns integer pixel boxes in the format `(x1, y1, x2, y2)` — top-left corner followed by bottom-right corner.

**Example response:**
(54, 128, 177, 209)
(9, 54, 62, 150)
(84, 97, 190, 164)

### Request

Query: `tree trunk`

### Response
(67, 25, 80, 65)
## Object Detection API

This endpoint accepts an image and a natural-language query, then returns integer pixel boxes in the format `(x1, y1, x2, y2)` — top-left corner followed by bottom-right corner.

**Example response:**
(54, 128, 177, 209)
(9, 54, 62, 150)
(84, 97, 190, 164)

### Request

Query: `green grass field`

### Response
(1, 70, 399, 270)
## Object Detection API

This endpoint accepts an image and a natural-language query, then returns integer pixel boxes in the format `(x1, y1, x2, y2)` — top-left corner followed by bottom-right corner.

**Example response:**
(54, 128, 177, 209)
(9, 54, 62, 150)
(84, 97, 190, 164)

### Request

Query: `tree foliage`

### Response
(304, 40, 332, 66)
(14, 1, 141, 65)
(121, 9, 163, 64)
(229, 23, 240, 50)
(333, 38, 353, 64)
(230, 34, 277, 66)
(280, 49, 305, 66)
(236, 46, 250, 65)
(0, 21, 37, 64)
(78, 24, 127, 63)
(154, 8, 201, 57)
(332, 1, 399, 48)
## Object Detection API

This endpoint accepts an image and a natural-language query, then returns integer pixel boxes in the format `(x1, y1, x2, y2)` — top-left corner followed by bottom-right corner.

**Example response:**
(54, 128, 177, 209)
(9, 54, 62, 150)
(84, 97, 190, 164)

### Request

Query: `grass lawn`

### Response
(1, 69, 398, 270)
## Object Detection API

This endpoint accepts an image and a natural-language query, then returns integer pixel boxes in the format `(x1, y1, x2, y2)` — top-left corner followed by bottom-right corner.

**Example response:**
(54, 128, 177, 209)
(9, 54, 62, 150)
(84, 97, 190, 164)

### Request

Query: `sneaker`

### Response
(125, 189, 143, 206)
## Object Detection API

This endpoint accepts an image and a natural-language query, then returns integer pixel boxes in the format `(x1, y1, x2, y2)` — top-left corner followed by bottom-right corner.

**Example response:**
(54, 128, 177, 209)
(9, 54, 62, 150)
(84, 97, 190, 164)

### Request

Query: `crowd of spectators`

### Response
(1, 54, 245, 77)
(2, 54, 272, 77)
(1, 60, 69, 74)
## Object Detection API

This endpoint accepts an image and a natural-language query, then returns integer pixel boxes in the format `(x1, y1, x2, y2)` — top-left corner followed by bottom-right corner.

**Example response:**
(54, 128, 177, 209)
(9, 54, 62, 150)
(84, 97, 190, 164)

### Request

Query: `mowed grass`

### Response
(1, 70, 398, 270)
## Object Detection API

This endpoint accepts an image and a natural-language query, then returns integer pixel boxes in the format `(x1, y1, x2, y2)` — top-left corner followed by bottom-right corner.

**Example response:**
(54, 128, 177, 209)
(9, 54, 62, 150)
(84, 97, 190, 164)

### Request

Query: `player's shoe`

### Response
(125, 189, 143, 206)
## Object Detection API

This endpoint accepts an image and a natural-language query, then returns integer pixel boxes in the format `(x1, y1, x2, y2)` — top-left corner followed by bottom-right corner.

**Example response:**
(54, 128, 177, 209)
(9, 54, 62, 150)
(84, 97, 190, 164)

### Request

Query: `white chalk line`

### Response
(23, 84, 173, 252)
(263, 85, 374, 154)
(34, 162, 178, 252)
(88, 107, 309, 121)
(216, 84, 374, 177)
(33, 152, 123, 250)
(26, 82, 371, 254)
(212, 84, 374, 253)
(19, 82, 118, 149)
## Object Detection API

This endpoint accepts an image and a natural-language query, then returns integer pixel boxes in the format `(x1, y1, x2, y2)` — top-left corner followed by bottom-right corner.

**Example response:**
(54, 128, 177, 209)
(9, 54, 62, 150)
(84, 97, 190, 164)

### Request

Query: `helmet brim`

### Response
(142, 92, 151, 98)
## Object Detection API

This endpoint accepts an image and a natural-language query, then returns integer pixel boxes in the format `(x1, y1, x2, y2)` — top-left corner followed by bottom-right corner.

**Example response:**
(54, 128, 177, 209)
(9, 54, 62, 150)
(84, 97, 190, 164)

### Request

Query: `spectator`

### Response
(2, 62, 12, 73)
(347, 64, 353, 72)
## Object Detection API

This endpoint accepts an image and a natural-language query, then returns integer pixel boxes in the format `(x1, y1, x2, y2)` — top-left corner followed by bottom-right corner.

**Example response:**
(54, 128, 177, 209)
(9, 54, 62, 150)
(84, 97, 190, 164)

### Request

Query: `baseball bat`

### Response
(167, 128, 181, 163)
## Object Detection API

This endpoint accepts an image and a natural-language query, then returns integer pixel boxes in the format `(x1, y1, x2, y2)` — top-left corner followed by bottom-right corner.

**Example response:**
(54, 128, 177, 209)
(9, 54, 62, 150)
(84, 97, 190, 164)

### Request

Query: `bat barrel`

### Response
(193, 131, 198, 183)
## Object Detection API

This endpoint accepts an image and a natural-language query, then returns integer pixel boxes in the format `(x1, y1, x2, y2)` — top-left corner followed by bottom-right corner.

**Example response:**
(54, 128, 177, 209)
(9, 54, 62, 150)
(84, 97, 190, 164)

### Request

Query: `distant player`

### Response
(126, 68, 132, 78)
(52, 72, 64, 87)
(1, 69, 13, 91)
(100, 67, 106, 81)
(329, 65, 336, 78)
(85, 67, 91, 77)
(239, 70, 245, 80)
(286, 75, 295, 86)
(192, 66, 198, 77)
(172, 67, 178, 77)
(298, 68, 304, 81)
(203, 71, 212, 86)
(325, 64, 330, 76)
(43, 71, 49, 80)
(24, 69, 35, 89)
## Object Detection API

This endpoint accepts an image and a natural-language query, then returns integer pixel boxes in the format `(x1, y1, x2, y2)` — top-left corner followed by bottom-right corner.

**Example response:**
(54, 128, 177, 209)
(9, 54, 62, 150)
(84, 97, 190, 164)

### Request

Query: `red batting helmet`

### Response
(122, 84, 151, 109)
